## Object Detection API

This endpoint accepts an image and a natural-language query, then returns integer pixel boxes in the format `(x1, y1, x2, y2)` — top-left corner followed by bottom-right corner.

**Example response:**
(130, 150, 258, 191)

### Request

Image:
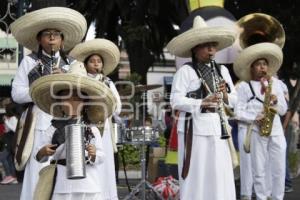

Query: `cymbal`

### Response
(119, 84, 162, 95)
(119, 110, 134, 116)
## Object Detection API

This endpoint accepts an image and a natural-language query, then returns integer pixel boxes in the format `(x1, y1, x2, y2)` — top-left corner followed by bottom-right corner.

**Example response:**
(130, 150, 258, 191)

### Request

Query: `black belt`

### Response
(51, 157, 91, 166)
(51, 159, 66, 166)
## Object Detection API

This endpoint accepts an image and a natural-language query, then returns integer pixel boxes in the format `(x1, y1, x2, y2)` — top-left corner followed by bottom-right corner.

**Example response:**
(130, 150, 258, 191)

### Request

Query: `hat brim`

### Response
(233, 43, 283, 81)
(10, 7, 87, 51)
(30, 74, 116, 123)
(69, 39, 120, 75)
(167, 26, 236, 58)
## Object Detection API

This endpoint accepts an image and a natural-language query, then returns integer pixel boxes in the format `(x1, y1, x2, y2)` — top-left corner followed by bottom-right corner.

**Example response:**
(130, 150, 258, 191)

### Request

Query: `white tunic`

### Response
(12, 51, 73, 200)
(170, 64, 237, 200)
(235, 78, 287, 200)
(37, 126, 105, 198)
(88, 74, 121, 200)
(102, 80, 121, 200)
(12, 53, 54, 200)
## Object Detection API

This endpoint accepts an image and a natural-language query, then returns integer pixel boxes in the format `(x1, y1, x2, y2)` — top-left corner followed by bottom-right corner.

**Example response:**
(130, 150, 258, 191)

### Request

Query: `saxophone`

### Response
(260, 77, 277, 136)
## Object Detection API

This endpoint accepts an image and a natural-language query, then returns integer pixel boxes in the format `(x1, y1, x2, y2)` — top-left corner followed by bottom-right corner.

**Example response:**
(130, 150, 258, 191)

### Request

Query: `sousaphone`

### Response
(237, 13, 285, 49)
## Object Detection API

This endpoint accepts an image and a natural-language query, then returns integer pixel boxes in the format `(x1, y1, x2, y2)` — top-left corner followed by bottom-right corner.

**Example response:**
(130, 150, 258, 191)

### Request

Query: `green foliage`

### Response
(119, 144, 140, 169)
(122, 23, 149, 44)
(157, 135, 166, 148)
(118, 136, 166, 169)
(125, 72, 142, 85)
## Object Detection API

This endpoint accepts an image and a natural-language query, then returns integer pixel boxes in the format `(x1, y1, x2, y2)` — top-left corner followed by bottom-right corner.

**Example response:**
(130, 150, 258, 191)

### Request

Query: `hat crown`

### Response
(69, 38, 120, 75)
(193, 16, 208, 29)
(10, 7, 87, 51)
(68, 62, 87, 76)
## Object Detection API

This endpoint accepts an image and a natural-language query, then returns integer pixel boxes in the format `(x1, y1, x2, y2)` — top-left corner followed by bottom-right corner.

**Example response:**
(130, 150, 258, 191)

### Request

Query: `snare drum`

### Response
(124, 126, 159, 144)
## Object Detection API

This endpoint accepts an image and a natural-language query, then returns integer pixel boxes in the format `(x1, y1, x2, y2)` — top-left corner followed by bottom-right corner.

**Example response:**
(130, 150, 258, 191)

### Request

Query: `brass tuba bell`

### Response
(237, 13, 285, 49)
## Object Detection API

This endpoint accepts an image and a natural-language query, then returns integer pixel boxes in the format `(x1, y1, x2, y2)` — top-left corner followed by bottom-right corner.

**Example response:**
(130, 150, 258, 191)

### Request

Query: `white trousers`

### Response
(251, 131, 286, 200)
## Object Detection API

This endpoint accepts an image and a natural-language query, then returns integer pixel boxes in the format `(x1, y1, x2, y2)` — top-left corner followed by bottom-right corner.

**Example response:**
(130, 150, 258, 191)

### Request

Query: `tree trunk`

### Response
(125, 40, 154, 84)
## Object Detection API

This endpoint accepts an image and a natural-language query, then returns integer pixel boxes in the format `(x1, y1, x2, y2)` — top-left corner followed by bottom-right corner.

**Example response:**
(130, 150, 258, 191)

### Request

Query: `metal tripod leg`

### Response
(123, 142, 164, 200)
(123, 179, 164, 200)
(123, 91, 164, 200)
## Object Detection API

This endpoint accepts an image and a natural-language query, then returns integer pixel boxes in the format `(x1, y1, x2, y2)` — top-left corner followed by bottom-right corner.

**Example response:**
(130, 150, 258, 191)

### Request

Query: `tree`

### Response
(1, 0, 189, 83)
(70, 0, 189, 83)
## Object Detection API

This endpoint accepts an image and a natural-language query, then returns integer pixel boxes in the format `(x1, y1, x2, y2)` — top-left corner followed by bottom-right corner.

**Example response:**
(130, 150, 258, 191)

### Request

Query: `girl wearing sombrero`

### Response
(167, 16, 237, 199)
(9, 7, 87, 200)
(234, 43, 287, 200)
(69, 38, 121, 200)
(31, 61, 117, 199)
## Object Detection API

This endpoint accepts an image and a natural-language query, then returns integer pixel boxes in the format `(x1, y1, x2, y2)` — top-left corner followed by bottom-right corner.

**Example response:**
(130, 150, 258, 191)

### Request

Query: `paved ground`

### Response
(0, 175, 299, 199)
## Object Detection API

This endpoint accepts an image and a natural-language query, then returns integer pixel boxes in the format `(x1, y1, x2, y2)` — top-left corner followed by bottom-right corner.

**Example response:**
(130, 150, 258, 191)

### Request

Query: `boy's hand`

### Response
(37, 144, 57, 161)
(86, 144, 96, 162)
(43, 144, 57, 156)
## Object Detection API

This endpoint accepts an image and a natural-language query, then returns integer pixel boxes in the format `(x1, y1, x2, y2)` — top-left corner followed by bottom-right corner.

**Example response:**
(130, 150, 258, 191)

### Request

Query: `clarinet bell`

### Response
(220, 125, 230, 140)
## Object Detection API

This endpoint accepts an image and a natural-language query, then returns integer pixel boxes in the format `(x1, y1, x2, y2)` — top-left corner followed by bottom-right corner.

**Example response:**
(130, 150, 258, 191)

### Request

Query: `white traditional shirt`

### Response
(13, 50, 76, 200)
(235, 77, 287, 135)
(38, 125, 105, 194)
(171, 63, 237, 200)
(170, 63, 237, 135)
(11, 51, 64, 130)
(88, 73, 121, 200)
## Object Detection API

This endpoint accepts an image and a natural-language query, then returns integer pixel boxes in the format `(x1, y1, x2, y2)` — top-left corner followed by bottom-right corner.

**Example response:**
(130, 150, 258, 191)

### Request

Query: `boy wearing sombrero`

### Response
(234, 42, 287, 200)
(9, 7, 87, 200)
(31, 61, 117, 199)
(167, 16, 237, 199)
(70, 38, 121, 200)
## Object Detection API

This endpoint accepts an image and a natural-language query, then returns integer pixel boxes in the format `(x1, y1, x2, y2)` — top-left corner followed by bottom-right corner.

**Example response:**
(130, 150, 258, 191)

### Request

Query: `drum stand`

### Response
(123, 91, 163, 200)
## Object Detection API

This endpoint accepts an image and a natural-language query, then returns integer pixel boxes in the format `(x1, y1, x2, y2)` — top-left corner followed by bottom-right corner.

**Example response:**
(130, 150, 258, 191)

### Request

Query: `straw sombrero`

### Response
(233, 42, 283, 81)
(166, 16, 237, 58)
(69, 39, 120, 75)
(10, 7, 87, 52)
(30, 62, 117, 123)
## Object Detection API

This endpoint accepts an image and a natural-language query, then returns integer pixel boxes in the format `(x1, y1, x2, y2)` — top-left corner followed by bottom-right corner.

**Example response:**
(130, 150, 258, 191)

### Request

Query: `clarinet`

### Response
(210, 59, 230, 140)
(95, 73, 110, 87)
(50, 48, 55, 73)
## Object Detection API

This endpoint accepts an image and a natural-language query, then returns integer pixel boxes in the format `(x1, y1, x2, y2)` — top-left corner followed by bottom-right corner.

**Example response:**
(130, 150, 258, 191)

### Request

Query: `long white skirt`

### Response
(178, 132, 236, 200)
(99, 127, 118, 200)
(52, 193, 103, 200)
(238, 127, 253, 197)
(20, 129, 50, 200)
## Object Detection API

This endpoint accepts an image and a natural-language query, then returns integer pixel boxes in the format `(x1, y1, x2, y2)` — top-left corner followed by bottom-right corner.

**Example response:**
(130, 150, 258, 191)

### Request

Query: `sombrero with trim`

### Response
(69, 39, 120, 75)
(166, 16, 237, 58)
(30, 61, 117, 123)
(10, 7, 87, 52)
(233, 42, 283, 81)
